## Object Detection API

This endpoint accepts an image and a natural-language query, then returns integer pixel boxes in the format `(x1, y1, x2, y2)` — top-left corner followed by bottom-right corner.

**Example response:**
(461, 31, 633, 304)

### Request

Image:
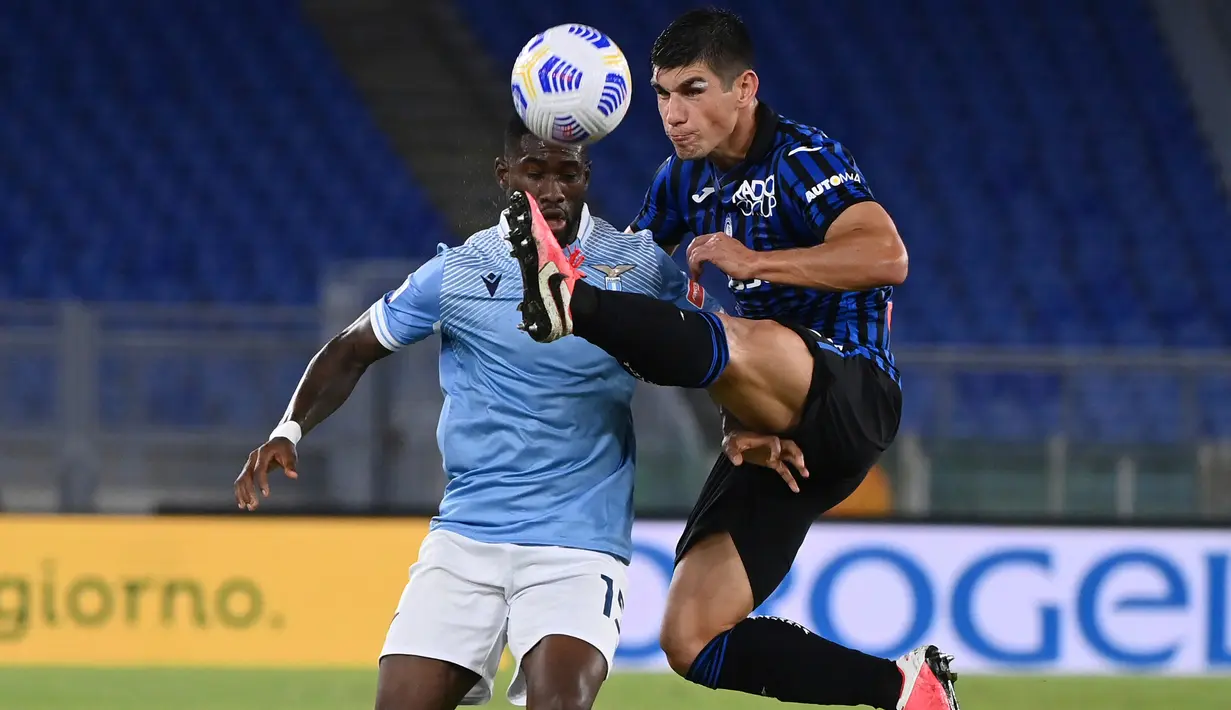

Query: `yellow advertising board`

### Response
(0, 516, 430, 667)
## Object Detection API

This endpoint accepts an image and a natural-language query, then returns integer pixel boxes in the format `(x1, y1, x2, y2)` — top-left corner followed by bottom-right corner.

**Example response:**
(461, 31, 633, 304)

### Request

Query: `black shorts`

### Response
(674, 325, 903, 607)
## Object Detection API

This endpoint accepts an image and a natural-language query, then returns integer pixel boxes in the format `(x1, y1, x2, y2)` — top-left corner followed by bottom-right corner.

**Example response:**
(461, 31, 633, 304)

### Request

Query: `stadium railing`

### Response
(0, 271, 1229, 521)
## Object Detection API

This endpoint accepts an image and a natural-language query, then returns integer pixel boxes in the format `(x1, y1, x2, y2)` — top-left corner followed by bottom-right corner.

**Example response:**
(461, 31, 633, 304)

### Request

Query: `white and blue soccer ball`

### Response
(510, 24, 632, 145)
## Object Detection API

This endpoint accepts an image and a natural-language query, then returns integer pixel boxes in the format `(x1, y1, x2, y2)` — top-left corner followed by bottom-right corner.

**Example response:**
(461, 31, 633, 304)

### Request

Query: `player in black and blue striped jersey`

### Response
(632, 105, 896, 381)
(508, 8, 960, 710)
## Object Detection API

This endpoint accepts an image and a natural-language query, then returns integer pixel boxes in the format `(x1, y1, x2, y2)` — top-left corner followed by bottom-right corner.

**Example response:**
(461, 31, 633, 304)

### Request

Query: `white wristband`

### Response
(268, 421, 302, 445)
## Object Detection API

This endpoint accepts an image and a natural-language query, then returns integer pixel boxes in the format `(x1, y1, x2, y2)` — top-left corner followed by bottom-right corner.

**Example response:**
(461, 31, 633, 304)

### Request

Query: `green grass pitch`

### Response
(1, 668, 1229, 709)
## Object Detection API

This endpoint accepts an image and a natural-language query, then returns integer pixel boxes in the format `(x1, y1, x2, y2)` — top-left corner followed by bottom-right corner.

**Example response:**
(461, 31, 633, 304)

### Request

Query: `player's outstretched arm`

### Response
(234, 255, 444, 510)
(233, 313, 392, 510)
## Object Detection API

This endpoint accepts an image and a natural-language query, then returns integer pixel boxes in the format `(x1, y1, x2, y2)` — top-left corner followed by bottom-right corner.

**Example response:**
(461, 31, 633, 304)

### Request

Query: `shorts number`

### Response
(601, 574, 625, 631)
(728, 277, 764, 292)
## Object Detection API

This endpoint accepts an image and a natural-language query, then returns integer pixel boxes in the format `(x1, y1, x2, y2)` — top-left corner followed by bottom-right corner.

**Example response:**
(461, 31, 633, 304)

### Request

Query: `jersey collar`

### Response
(708, 102, 779, 183)
(744, 101, 780, 165)
(498, 203, 594, 248)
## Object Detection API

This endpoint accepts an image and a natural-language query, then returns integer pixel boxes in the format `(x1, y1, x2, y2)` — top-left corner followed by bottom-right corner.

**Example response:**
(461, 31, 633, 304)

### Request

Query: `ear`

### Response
(735, 70, 759, 108)
(581, 159, 592, 189)
(494, 156, 509, 191)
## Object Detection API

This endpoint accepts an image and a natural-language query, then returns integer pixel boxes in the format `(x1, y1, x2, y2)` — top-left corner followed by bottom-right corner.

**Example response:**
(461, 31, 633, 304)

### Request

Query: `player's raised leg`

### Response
(508, 190, 816, 434)
(507, 190, 809, 436)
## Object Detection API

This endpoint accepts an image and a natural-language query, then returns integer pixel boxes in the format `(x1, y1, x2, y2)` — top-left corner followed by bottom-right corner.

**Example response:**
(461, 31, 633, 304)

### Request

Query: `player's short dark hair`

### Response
(503, 115, 589, 161)
(650, 7, 754, 87)
(505, 115, 535, 156)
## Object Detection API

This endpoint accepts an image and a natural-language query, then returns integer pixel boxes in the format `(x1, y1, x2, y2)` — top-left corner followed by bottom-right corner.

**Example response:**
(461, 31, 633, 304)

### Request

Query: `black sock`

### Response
(570, 280, 728, 388)
(685, 616, 902, 709)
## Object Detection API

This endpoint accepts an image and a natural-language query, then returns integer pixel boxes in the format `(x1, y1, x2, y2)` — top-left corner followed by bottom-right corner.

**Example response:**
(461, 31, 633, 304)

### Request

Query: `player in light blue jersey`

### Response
(232, 116, 721, 710)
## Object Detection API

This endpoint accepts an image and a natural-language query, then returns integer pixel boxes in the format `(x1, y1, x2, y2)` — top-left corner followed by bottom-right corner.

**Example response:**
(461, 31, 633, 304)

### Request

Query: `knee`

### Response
(659, 614, 717, 678)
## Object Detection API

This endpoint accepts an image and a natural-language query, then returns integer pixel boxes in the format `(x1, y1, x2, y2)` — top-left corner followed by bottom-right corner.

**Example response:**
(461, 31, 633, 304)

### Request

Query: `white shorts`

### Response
(380, 528, 628, 706)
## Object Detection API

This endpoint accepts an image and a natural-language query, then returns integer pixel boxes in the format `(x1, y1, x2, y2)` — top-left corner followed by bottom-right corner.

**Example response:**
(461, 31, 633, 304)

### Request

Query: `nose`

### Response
(663, 95, 688, 127)
(537, 176, 566, 208)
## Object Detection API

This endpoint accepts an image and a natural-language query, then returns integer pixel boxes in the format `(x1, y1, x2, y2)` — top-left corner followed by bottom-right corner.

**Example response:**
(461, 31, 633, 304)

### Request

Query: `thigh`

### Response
(375, 655, 479, 710)
(674, 454, 820, 609)
(792, 347, 903, 476)
(380, 530, 511, 706)
(519, 635, 609, 710)
(710, 315, 814, 434)
(505, 546, 627, 706)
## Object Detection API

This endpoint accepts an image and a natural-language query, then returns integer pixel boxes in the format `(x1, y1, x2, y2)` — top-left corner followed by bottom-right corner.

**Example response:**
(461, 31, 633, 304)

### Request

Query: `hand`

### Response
(234, 437, 299, 511)
(687, 232, 759, 281)
(722, 431, 810, 493)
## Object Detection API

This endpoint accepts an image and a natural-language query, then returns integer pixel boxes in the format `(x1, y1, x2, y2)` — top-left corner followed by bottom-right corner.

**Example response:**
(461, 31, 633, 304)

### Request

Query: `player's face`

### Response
(497, 136, 590, 242)
(652, 63, 744, 160)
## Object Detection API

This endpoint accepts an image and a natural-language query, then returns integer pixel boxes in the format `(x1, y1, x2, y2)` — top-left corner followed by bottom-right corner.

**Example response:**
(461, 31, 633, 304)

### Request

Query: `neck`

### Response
(708, 100, 759, 171)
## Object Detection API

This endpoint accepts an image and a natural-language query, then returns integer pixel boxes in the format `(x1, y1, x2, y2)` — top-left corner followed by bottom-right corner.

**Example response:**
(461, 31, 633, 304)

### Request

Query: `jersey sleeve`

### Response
(778, 140, 877, 240)
(367, 252, 444, 351)
(651, 242, 724, 313)
(628, 157, 690, 248)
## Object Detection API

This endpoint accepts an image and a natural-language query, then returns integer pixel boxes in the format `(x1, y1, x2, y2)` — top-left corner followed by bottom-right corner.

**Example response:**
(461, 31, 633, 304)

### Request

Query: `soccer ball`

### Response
(510, 24, 632, 145)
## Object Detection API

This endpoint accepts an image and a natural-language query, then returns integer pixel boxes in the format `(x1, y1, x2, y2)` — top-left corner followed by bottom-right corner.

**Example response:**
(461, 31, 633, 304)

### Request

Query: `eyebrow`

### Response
(518, 155, 584, 166)
(652, 77, 709, 93)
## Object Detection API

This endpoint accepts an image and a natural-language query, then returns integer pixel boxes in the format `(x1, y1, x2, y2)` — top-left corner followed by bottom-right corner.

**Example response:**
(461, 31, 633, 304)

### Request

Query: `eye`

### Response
(560, 173, 580, 183)
(526, 171, 543, 180)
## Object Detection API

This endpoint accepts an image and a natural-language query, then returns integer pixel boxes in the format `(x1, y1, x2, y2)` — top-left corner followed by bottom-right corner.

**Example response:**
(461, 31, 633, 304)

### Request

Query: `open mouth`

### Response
(540, 209, 568, 231)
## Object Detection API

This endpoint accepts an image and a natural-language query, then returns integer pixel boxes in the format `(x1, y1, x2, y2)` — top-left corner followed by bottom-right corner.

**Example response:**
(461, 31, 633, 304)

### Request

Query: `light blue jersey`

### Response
(368, 205, 721, 562)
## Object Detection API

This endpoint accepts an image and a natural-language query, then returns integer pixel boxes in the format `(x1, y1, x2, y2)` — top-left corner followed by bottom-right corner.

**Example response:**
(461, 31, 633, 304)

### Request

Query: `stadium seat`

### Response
(452, 0, 1231, 441)
(4, 0, 1229, 441)
(0, 0, 449, 306)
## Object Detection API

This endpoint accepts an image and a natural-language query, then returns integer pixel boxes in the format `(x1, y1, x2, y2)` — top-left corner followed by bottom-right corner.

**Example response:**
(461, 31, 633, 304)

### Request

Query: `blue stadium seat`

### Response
(0, 0, 449, 306)
(454, 0, 1231, 441)
(4, 0, 1229, 441)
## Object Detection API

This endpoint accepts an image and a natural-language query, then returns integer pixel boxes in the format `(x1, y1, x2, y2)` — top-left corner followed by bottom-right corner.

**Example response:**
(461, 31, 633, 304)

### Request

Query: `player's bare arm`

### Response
(686, 202, 908, 290)
(233, 312, 390, 510)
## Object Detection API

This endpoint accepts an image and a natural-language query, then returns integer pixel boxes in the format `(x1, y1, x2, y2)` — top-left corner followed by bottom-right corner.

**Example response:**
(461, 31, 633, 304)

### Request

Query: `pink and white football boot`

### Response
(505, 190, 585, 343)
(895, 645, 961, 710)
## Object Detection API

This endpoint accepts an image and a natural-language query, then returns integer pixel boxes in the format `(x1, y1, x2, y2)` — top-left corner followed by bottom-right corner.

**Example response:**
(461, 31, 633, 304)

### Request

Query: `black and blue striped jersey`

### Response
(629, 102, 897, 382)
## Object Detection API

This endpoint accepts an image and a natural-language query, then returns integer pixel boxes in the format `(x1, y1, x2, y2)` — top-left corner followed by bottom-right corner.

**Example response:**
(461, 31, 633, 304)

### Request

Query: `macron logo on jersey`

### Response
(481, 271, 502, 297)
(805, 172, 862, 203)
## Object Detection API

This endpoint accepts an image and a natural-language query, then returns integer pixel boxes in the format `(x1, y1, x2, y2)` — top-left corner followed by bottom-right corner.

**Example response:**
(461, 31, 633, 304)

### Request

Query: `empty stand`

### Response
(2, 0, 1229, 444)
(0, 0, 449, 304)
(453, 0, 1231, 439)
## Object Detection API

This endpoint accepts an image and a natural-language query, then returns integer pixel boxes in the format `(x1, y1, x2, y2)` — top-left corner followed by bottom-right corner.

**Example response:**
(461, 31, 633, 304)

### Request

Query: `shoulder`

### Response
(446, 226, 507, 266)
(770, 118, 870, 199)
(770, 117, 841, 166)
(589, 216, 659, 254)
(650, 154, 677, 178)
(585, 217, 671, 291)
